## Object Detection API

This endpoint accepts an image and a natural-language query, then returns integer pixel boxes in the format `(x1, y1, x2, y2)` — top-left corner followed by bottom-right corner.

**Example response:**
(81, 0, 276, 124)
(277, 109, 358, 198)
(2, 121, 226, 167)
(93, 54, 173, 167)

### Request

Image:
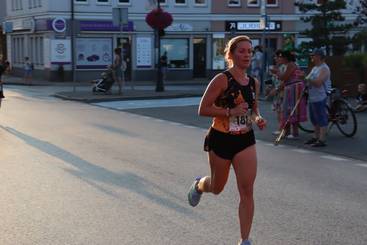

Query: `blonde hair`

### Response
(224, 35, 252, 68)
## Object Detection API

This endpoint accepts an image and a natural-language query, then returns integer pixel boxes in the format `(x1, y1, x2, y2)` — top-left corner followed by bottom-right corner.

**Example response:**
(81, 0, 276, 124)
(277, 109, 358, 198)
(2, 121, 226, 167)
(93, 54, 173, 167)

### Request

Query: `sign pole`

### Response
(71, 0, 76, 92)
(260, 0, 267, 95)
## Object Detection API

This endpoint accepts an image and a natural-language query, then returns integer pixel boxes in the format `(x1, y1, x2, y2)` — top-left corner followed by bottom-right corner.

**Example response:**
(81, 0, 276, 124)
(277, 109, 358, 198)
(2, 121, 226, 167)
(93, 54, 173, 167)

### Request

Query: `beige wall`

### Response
(212, 0, 294, 14)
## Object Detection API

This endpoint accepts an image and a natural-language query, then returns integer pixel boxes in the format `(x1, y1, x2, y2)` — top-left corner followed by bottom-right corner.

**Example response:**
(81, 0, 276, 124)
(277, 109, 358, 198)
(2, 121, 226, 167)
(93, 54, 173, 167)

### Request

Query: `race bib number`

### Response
(229, 111, 252, 132)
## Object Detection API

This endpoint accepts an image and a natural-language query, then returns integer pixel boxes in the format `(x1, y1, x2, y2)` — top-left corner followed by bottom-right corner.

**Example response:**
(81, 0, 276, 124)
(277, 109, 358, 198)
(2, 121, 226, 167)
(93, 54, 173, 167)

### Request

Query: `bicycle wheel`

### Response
(298, 121, 314, 133)
(333, 99, 357, 137)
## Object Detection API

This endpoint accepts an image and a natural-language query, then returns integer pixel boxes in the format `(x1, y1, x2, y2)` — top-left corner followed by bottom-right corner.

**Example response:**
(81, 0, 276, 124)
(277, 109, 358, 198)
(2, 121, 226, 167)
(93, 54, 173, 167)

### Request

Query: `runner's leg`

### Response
(232, 145, 257, 241)
(197, 151, 231, 194)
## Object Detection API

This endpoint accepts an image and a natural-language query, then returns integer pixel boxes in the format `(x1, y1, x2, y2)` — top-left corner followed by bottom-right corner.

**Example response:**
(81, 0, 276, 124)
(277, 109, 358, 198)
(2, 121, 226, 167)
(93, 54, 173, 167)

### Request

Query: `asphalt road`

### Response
(120, 101, 367, 162)
(1, 86, 366, 245)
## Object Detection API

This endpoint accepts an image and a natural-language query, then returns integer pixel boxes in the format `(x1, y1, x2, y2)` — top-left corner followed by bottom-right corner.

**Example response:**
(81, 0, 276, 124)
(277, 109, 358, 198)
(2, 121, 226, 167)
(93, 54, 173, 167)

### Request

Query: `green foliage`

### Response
(354, 0, 367, 25)
(294, 0, 353, 55)
(344, 53, 367, 82)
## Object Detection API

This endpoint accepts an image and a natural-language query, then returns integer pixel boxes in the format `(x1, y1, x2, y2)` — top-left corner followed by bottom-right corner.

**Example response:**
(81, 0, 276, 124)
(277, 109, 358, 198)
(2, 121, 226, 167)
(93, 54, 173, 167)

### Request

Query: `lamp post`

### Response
(155, 0, 164, 92)
(145, 0, 172, 92)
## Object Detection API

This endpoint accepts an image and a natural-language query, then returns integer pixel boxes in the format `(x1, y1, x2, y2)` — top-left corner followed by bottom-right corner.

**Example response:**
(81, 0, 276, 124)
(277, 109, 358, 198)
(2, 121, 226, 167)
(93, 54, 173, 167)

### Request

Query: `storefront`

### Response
(134, 21, 211, 81)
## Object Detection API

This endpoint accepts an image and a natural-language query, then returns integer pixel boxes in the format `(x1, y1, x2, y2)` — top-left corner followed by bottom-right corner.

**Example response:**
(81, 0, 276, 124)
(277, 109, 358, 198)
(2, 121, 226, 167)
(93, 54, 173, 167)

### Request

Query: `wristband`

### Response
(226, 108, 231, 117)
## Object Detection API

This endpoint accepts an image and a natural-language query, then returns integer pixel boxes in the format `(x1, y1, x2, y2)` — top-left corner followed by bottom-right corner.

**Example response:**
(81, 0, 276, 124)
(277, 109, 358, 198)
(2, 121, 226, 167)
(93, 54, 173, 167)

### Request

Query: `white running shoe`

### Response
(286, 134, 299, 140)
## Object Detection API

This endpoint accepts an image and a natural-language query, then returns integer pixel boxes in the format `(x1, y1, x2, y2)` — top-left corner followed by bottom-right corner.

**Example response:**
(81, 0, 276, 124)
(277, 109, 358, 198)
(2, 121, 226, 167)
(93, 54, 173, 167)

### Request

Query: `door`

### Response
(193, 38, 206, 78)
(118, 37, 131, 81)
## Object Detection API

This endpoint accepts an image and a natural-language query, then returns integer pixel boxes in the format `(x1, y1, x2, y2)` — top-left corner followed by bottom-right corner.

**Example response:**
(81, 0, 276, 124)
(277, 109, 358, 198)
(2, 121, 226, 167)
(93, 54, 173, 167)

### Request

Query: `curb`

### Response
(54, 92, 204, 103)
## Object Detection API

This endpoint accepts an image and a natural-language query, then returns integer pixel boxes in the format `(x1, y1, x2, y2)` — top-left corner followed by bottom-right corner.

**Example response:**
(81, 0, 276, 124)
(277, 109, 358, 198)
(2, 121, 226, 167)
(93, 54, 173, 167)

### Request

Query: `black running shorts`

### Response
(204, 127, 256, 160)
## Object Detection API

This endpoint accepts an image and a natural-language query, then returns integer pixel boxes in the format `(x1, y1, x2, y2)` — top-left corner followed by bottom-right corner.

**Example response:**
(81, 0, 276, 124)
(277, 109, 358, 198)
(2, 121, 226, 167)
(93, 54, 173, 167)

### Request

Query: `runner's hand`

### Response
(255, 116, 266, 130)
(230, 102, 248, 116)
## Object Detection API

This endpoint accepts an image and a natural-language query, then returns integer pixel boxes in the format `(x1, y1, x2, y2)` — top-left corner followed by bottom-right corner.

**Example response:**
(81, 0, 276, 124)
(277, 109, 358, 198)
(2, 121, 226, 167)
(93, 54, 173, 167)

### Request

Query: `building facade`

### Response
(0, 1, 7, 61)
(2, 0, 362, 82)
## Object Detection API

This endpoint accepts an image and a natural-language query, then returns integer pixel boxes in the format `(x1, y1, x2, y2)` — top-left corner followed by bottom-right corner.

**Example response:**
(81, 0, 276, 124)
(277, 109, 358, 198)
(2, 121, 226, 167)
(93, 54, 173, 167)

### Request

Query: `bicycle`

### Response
(298, 88, 358, 137)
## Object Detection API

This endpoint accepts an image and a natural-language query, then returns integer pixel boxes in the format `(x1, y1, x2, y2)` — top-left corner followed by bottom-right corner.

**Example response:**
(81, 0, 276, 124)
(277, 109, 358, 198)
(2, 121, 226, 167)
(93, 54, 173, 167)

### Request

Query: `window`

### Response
(13, 0, 23, 10)
(28, 36, 44, 66)
(97, 0, 110, 4)
(159, 0, 167, 4)
(247, 0, 278, 7)
(267, 0, 278, 6)
(29, 0, 41, 8)
(12, 36, 25, 64)
(247, 0, 259, 6)
(161, 39, 189, 68)
(118, 0, 129, 3)
(228, 0, 241, 7)
(175, 0, 187, 5)
(212, 37, 225, 70)
(74, 0, 88, 3)
(194, 0, 206, 5)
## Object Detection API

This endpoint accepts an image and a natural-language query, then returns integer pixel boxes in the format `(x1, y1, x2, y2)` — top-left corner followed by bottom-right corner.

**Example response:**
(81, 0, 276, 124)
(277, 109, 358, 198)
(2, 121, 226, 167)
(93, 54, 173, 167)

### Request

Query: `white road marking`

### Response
(93, 97, 201, 110)
(320, 155, 347, 161)
(292, 149, 313, 154)
(356, 164, 367, 168)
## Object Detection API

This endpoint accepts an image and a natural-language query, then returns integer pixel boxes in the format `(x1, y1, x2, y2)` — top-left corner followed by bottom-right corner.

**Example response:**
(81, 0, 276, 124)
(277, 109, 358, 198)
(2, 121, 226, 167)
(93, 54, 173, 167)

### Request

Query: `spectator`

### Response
(250, 45, 263, 82)
(0, 61, 10, 107)
(268, 50, 287, 135)
(112, 48, 124, 95)
(276, 50, 307, 139)
(355, 83, 367, 112)
(304, 48, 331, 147)
(160, 51, 168, 81)
(24, 57, 33, 85)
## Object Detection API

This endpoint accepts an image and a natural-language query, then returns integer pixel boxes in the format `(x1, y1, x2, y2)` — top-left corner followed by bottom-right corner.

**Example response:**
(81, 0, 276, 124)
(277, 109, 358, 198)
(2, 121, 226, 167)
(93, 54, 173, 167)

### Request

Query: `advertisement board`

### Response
(76, 38, 112, 69)
(136, 37, 152, 67)
(51, 39, 71, 64)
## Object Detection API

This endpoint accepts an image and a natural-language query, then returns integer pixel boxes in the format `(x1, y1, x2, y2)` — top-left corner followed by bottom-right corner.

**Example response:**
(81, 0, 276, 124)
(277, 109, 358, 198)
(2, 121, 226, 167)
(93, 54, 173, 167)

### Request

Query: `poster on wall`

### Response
(76, 38, 112, 69)
(136, 37, 152, 67)
(51, 39, 71, 64)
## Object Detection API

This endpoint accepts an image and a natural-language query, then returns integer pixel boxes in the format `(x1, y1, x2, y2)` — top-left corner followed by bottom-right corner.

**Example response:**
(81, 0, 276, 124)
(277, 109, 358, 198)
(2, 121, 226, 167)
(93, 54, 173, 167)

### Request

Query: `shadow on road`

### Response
(1, 126, 195, 216)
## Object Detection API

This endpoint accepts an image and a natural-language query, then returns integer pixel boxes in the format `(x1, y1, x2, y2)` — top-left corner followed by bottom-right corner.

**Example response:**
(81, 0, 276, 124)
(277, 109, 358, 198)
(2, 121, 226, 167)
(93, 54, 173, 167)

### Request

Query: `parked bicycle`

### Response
(275, 86, 357, 145)
(298, 87, 357, 137)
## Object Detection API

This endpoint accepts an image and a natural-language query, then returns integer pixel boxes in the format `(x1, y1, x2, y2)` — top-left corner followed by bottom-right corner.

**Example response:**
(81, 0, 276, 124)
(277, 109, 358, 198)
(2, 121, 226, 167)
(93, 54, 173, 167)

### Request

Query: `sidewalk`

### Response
(3, 75, 208, 103)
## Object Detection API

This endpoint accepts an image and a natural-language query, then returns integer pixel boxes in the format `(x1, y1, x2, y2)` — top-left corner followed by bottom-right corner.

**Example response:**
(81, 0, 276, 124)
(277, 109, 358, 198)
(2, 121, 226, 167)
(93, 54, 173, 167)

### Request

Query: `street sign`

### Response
(112, 8, 128, 26)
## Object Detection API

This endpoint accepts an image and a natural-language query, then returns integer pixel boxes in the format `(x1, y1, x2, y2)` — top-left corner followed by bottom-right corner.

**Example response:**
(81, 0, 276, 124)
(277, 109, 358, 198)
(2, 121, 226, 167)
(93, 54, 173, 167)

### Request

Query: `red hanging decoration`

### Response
(145, 8, 173, 30)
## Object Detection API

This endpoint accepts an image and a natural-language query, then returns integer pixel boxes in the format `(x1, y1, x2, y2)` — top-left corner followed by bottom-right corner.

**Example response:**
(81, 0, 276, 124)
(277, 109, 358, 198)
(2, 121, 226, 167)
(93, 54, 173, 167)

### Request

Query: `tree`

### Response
(344, 53, 367, 83)
(355, 0, 367, 24)
(352, 0, 367, 50)
(294, 0, 354, 55)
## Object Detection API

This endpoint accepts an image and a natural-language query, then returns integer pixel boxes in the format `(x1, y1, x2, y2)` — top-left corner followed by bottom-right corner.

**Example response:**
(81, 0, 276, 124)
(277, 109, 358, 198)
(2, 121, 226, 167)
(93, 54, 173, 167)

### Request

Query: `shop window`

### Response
(161, 39, 189, 68)
(212, 37, 226, 70)
(228, 0, 241, 7)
